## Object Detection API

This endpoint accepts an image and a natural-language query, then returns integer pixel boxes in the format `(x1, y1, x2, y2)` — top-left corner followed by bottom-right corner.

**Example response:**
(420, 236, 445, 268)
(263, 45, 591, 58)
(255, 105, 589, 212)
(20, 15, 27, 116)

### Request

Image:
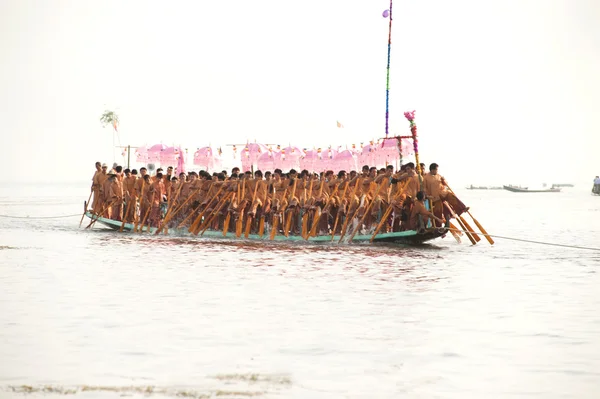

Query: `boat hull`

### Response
(503, 185, 561, 193)
(84, 212, 447, 245)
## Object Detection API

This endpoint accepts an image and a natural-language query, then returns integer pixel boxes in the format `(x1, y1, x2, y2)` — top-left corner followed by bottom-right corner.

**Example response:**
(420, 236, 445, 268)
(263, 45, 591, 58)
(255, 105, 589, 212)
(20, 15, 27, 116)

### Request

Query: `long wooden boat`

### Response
(503, 185, 561, 193)
(84, 211, 447, 245)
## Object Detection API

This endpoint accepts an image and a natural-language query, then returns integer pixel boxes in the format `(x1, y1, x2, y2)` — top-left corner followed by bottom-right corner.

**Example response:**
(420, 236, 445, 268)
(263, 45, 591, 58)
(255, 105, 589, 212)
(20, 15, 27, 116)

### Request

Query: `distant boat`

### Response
(503, 185, 561, 193)
(552, 183, 574, 188)
(466, 185, 503, 190)
(466, 185, 488, 190)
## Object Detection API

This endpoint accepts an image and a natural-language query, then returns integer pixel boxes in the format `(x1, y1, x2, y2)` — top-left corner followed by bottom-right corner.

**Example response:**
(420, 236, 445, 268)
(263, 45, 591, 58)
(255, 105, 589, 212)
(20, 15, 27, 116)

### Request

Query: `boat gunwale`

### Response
(84, 212, 445, 244)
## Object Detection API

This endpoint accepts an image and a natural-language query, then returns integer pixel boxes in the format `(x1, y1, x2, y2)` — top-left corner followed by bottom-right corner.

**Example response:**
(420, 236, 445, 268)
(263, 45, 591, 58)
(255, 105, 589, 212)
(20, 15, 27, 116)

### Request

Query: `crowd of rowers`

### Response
(89, 161, 469, 237)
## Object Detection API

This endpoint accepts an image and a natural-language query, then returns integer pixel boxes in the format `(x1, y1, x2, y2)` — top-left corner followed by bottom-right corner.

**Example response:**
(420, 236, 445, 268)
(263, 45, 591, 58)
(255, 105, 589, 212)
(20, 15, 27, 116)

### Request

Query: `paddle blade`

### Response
(236, 216, 243, 238)
(222, 213, 231, 237)
(455, 216, 476, 245)
(449, 222, 463, 236)
(244, 216, 252, 238)
(284, 212, 293, 237)
(448, 226, 462, 243)
(301, 213, 309, 240)
(460, 215, 481, 242)
(269, 216, 279, 240)
(471, 214, 494, 245)
(444, 202, 476, 245)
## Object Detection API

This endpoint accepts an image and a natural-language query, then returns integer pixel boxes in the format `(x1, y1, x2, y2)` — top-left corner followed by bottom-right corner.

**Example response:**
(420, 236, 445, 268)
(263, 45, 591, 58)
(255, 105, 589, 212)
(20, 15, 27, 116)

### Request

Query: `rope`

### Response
(449, 228, 600, 252)
(0, 213, 81, 219)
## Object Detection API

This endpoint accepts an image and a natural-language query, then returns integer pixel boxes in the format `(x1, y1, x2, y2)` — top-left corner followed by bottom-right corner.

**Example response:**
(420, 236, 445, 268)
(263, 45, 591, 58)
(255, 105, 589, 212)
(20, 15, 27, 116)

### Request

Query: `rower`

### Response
(409, 191, 443, 233)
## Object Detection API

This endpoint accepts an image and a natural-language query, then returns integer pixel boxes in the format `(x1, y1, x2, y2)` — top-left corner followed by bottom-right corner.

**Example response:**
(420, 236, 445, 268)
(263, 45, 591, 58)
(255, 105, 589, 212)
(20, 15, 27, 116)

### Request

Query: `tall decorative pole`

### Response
(383, 1, 393, 137)
(404, 110, 423, 190)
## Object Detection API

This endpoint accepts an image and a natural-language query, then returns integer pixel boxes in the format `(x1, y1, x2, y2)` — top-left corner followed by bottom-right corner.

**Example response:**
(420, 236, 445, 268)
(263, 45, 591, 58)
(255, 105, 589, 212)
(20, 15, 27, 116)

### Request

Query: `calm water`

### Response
(1, 182, 599, 399)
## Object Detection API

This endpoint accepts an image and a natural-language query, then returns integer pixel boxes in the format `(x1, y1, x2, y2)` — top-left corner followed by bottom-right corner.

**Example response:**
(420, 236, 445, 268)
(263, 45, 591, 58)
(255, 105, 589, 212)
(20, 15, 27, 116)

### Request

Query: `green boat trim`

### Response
(85, 212, 447, 245)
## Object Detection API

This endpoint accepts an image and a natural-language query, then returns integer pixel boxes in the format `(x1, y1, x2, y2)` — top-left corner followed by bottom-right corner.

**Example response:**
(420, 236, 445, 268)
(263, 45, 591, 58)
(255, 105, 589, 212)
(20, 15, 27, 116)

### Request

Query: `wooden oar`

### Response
(85, 199, 115, 229)
(235, 179, 247, 237)
(84, 209, 103, 230)
(162, 184, 201, 232)
(190, 185, 226, 235)
(448, 221, 462, 243)
(85, 198, 115, 229)
(269, 187, 288, 241)
(444, 201, 476, 245)
(442, 197, 480, 243)
(132, 179, 145, 232)
(447, 188, 494, 245)
(459, 213, 480, 242)
(369, 179, 412, 242)
(445, 184, 490, 244)
(199, 192, 234, 236)
(154, 180, 185, 235)
(176, 208, 197, 229)
(222, 194, 235, 237)
(347, 181, 387, 243)
(188, 185, 223, 234)
(307, 180, 339, 239)
(156, 184, 181, 234)
(283, 178, 297, 237)
(258, 182, 272, 238)
(188, 187, 209, 233)
(119, 196, 133, 232)
(269, 215, 279, 240)
(369, 204, 394, 243)
(222, 212, 231, 236)
(145, 204, 157, 232)
(330, 180, 350, 241)
(337, 178, 363, 242)
(197, 190, 232, 235)
(79, 190, 93, 228)
(301, 210, 310, 239)
(244, 179, 260, 238)
(137, 199, 153, 232)
(301, 178, 315, 239)
(466, 209, 493, 244)
(306, 179, 325, 237)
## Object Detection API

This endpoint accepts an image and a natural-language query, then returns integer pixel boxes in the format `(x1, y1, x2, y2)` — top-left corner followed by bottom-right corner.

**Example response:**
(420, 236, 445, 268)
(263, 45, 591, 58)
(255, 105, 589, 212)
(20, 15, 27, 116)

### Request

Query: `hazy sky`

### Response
(1, 0, 599, 186)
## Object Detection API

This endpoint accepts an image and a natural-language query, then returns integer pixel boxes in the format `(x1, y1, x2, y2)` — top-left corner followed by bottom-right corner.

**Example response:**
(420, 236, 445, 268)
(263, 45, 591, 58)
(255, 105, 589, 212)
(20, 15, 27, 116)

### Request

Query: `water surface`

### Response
(1, 182, 599, 398)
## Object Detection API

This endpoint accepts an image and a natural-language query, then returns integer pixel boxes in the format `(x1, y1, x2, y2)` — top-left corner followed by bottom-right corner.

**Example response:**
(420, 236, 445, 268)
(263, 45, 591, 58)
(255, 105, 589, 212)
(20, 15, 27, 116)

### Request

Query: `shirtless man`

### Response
(423, 163, 445, 221)
(425, 163, 469, 217)
(409, 191, 443, 231)
(148, 172, 165, 227)
(123, 169, 137, 222)
(93, 163, 109, 213)
(108, 170, 123, 221)
(396, 162, 420, 199)
(101, 170, 121, 220)
(248, 170, 269, 217)
(90, 162, 102, 211)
